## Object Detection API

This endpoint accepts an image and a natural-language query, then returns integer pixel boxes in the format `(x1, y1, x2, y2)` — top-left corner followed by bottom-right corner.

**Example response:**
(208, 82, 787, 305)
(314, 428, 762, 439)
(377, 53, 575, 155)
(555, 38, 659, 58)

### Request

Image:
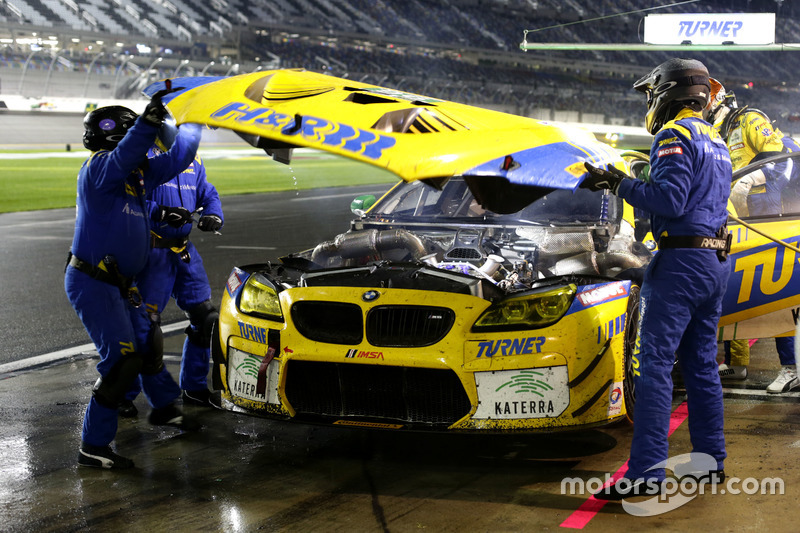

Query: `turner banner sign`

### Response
(644, 13, 775, 45)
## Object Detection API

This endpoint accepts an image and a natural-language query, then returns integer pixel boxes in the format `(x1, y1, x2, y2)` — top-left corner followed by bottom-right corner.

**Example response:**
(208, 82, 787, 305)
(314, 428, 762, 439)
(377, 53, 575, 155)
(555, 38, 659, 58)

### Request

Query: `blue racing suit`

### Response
(127, 152, 223, 396)
(65, 120, 201, 447)
(615, 108, 732, 480)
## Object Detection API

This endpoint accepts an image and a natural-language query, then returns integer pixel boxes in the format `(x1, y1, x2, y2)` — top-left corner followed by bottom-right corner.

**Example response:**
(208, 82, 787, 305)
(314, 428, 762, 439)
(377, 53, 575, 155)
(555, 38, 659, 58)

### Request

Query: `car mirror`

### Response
(351, 195, 376, 217)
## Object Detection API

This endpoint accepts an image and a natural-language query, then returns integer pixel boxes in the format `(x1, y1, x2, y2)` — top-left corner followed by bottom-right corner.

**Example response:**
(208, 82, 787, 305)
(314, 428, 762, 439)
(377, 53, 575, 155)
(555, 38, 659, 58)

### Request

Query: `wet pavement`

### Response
(0, 185, 390, 365)
(1, 179, 798, 531)
(1, 334, 798, 532)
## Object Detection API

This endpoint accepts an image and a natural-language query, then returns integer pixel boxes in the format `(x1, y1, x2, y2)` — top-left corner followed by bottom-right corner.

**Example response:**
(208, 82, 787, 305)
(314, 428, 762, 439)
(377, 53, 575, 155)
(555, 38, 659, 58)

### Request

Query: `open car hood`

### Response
(144, 70, 623, 213)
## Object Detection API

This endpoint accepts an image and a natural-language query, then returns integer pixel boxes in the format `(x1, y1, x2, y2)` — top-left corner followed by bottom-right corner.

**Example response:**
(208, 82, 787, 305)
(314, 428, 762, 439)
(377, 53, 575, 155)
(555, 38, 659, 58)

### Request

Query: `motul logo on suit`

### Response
(657, 146, 683, 157)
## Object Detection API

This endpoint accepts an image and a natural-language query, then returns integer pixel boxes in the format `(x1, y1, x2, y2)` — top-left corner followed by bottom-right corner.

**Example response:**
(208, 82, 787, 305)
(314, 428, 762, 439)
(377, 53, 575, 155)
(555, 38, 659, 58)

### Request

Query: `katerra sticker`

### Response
(473, 367, 570, 419)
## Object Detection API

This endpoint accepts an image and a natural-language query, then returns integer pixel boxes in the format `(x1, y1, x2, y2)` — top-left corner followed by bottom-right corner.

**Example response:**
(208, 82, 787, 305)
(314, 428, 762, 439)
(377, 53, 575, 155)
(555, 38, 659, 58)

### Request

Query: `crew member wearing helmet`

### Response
(581, 58, 732, 499)
(65, 91, 203, 469)
(705, 78, 800, 394)
(119, 122, 224, 416)
(706, 78, 800, 216)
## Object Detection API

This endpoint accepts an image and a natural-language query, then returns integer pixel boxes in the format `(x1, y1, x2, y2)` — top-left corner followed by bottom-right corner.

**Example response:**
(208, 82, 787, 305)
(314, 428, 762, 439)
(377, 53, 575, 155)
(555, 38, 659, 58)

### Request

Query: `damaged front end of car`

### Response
(212, 177, 649, 432)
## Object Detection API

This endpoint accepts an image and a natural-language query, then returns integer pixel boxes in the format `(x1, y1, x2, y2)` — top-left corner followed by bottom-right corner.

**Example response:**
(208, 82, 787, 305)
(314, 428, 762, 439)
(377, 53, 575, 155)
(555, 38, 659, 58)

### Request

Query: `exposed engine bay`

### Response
(268, 178, 653, 300)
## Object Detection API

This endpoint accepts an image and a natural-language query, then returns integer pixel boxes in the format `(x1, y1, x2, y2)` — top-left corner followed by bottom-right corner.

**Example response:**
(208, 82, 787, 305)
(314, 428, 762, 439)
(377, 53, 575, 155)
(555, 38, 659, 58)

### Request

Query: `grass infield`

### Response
(0, 146, 397, 214)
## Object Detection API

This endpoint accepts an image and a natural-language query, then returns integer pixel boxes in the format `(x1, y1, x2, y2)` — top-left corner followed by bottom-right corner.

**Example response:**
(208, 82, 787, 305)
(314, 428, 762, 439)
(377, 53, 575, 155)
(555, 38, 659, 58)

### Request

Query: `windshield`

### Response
(733, 151, 800, 218)
(370, 177, 621, 225)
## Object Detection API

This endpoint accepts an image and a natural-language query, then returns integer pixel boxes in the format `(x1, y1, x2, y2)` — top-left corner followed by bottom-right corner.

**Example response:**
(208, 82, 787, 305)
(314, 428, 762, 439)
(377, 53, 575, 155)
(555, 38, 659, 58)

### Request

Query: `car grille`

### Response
(291, 301, 363, 344)
(366, 305, 455, 347)
(284, 361, 472, 426)
(291, 302, 455, 348)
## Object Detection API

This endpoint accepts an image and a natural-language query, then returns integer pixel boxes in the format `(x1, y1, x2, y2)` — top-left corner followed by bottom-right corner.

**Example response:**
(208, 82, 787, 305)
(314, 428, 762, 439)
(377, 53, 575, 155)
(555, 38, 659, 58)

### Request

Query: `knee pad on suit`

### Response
(92, 353, 143, 408)
(185, 299, 219, 346)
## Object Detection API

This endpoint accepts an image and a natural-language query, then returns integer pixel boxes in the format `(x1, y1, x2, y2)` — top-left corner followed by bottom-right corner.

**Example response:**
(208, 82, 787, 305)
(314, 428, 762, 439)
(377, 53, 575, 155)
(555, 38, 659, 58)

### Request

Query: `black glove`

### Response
(197, 215, 223, 232)
(140, 83, 182, 127)
(141, 93, 169, 127)
(580, 162, 630, 194)
(157, 205, 192, 227)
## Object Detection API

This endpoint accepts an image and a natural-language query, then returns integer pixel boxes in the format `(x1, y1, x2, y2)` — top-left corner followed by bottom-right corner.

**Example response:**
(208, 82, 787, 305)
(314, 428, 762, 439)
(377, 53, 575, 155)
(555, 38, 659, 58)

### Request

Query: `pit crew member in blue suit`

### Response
(705, 79, 800, 394)
(65, 97, 203, 469)
(580, 58, 732, 499)
(120, 123, 224, 415)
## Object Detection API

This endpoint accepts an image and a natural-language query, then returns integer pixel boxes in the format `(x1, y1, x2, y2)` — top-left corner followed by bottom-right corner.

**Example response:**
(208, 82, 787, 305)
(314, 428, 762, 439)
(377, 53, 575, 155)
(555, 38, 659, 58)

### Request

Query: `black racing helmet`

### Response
(82, 106, 139, 151)
(633, 58, 711, 134)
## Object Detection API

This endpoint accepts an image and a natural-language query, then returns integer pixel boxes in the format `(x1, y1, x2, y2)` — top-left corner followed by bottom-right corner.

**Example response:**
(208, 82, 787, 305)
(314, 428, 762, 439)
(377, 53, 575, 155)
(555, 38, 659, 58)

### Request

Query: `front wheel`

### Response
(623, 285, 641, 423)
(210, 318, 224, 391)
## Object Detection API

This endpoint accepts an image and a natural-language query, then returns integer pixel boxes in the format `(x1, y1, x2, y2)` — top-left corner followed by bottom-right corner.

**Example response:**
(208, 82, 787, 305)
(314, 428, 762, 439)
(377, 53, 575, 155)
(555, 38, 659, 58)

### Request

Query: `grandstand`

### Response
(1, 0, 800, 131)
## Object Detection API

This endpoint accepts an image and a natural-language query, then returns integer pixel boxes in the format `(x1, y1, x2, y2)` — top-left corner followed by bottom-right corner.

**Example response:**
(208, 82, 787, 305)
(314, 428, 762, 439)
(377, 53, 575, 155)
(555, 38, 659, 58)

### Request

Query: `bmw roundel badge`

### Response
(362, 290, 380, 302)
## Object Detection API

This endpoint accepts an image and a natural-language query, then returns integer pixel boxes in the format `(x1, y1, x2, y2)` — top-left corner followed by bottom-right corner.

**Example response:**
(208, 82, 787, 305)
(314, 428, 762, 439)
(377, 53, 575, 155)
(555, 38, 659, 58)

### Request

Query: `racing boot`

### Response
(182, 389, 221, 409)
(148, 403, 201, 431)
(685, 469, 726, 485)
(593, 478, 664, 501)
(78, 442, 134, 469)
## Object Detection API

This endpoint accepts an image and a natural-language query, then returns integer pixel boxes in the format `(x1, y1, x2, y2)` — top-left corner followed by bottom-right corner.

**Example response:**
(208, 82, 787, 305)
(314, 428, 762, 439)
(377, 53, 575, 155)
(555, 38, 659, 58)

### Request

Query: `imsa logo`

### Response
(345, 349, 384, 360)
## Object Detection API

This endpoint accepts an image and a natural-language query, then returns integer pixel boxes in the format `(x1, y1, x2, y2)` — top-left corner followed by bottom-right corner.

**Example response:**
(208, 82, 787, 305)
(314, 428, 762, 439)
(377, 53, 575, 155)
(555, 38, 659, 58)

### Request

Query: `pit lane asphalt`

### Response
(2, 188, 800, 531)
(0, 185, 390, 366)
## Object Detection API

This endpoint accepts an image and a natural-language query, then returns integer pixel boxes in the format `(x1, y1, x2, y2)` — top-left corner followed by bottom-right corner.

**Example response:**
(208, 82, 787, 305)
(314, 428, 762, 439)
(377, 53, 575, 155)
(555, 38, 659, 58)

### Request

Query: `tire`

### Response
(210, 318, 224, 391)
(623, 284, 641, 423)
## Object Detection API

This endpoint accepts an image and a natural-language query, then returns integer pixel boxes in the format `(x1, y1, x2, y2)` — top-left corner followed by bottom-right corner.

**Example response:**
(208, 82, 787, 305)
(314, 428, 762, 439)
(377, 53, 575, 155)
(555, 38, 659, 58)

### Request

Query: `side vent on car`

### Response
(372, 108, 465, 134)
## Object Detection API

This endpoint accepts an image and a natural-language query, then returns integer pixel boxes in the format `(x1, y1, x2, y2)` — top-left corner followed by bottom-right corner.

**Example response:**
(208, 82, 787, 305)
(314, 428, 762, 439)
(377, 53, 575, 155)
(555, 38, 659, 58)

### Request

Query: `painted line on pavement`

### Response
(216, 245, 277, 250)
(559, 402, 690, 529)
(289, 189, 389, 202)
(0, 320, 189, 374)
(676, 386, 800, 401)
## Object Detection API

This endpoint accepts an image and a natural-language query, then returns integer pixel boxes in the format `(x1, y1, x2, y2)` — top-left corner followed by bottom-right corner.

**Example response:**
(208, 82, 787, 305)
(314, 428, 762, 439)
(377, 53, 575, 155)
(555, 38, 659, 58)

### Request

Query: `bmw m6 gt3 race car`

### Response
(214, 175, 650, 432)
(147, 70, 800, 433)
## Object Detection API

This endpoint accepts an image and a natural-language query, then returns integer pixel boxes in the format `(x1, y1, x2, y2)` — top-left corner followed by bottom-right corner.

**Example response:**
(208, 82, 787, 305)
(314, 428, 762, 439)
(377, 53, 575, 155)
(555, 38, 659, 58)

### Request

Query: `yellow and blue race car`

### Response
(216, 175, 649, 431)
(147, 70, 800, 432)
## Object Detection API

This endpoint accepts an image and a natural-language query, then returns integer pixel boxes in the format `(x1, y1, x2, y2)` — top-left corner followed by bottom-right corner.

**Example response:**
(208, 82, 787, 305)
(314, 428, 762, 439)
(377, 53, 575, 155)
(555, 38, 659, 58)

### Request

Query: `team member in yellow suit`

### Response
(705, 78, 800, 394)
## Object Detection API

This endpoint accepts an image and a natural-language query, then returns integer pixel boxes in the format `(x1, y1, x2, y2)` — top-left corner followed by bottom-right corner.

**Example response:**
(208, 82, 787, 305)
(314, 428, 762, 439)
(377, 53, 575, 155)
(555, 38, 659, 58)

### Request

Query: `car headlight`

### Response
(472, 284, 576, 332)
(238, 273, 284, 321)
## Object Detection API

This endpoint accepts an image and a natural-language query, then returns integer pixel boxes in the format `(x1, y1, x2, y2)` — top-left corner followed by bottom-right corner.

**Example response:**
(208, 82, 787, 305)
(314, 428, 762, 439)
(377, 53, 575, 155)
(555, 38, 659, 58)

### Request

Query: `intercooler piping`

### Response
(595, 250, 648, 272)
(551, 250, 648, 276)
(311, 229, 428, 265)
